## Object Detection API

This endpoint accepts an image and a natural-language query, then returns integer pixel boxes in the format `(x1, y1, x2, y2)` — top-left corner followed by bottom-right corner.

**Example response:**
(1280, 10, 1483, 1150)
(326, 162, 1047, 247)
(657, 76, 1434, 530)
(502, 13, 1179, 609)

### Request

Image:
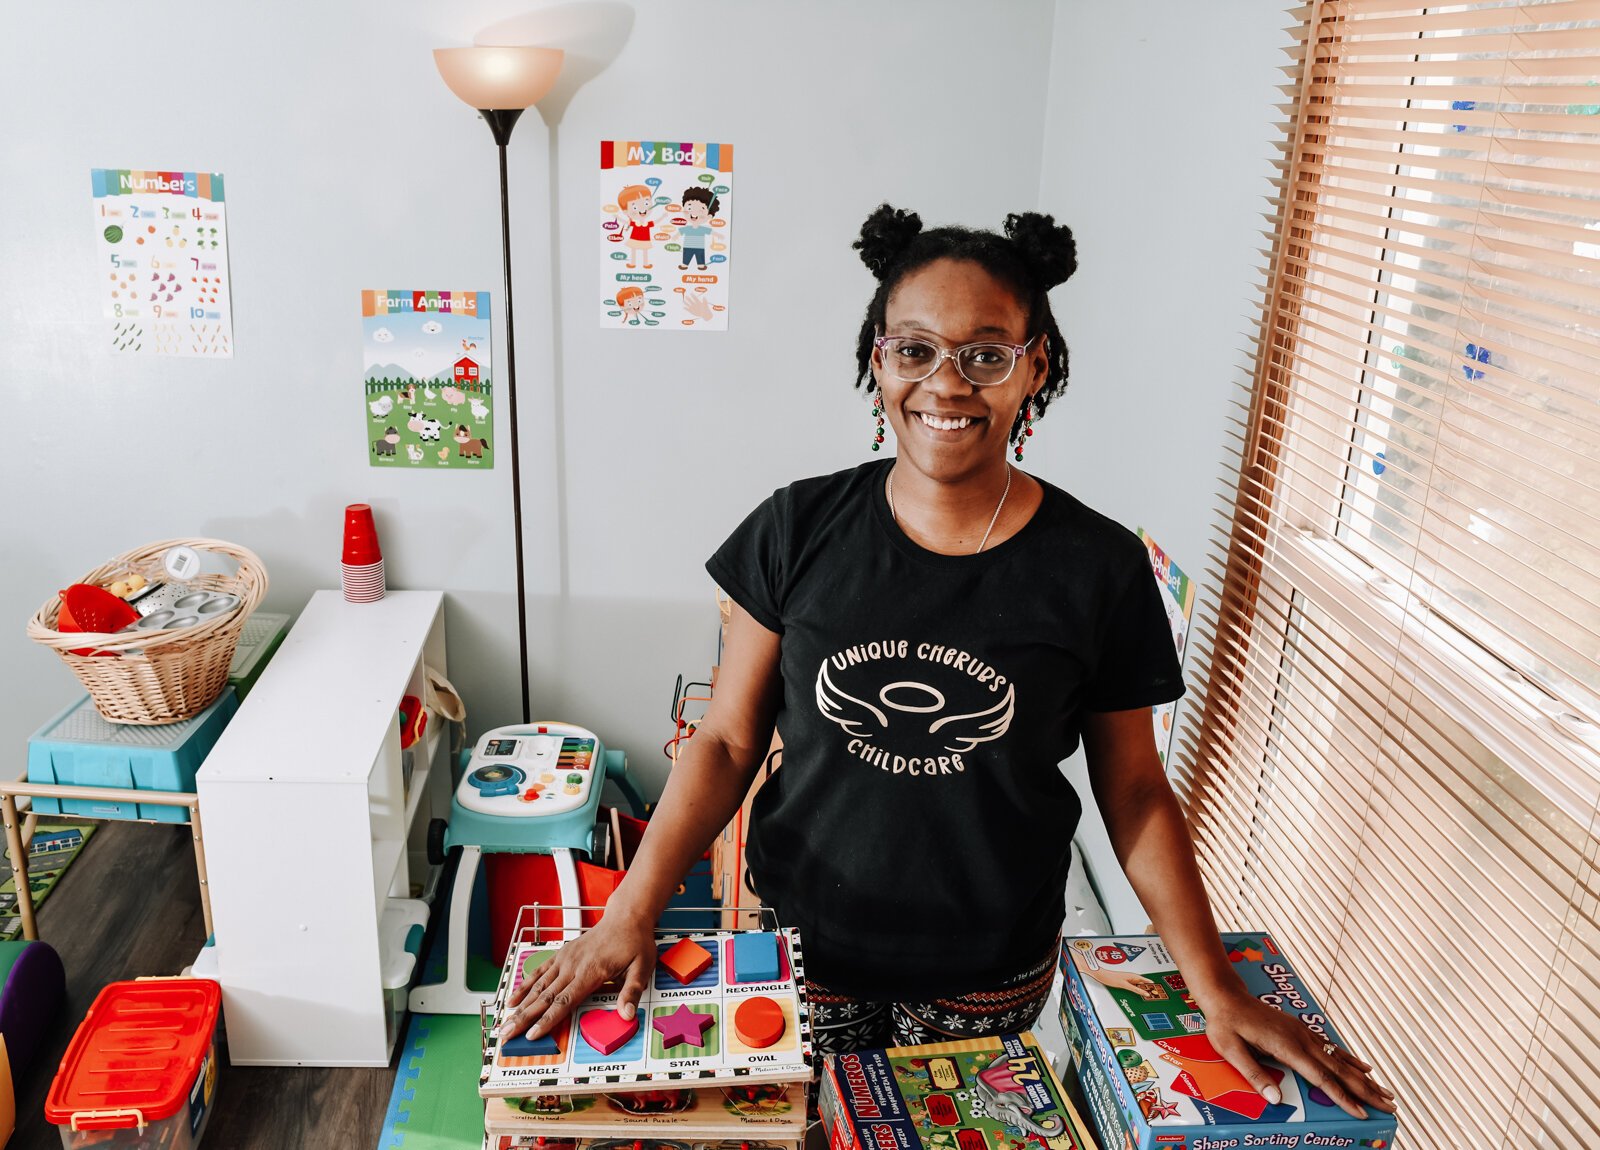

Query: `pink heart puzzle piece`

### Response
(580, 1008, 639, 1056)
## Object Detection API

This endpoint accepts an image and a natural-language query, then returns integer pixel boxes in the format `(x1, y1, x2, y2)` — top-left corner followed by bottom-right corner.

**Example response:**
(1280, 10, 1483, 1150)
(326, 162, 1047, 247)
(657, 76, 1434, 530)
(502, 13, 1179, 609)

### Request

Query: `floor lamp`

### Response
(434, 45, 564, 725)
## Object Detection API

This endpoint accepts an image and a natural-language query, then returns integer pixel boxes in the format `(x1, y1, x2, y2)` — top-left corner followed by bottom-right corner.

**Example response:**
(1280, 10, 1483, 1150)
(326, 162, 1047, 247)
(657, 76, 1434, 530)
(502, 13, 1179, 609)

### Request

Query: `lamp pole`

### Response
(482, 108, 532, 725)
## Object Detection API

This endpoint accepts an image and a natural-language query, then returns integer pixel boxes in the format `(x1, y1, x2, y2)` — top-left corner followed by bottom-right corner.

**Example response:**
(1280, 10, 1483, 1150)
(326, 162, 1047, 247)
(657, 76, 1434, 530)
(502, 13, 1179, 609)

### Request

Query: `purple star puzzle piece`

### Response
(652, 1003, 716, 1049)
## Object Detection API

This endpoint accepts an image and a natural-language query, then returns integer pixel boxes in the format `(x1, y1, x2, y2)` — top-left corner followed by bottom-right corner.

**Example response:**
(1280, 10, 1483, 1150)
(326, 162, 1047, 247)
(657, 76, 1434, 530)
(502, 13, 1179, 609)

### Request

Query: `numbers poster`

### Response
(1139, 528, 1196, 769)
(599, 140, 733, 330)
(361, 290, 493, 469)
(92, 169, 233, 357)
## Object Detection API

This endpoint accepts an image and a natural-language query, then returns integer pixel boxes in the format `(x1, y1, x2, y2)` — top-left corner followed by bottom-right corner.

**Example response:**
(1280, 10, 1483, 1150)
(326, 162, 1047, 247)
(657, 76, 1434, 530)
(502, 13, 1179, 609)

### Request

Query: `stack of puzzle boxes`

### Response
(818, 1030, 1099, 1150)
(1058, 933, 1398, 1150)
(479, 927, 813, 1149)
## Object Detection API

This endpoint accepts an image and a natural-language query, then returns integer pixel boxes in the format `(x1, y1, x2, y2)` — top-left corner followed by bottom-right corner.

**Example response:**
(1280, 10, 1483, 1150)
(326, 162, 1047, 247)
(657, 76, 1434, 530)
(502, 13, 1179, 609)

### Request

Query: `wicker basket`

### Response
(27, 538, 269, 725)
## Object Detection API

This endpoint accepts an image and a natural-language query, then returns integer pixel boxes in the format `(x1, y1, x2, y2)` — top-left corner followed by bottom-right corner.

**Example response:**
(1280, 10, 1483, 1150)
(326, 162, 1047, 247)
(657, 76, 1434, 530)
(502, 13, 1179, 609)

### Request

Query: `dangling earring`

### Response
(871, 393, 886, 452)
(1013, 404, 1035, 462)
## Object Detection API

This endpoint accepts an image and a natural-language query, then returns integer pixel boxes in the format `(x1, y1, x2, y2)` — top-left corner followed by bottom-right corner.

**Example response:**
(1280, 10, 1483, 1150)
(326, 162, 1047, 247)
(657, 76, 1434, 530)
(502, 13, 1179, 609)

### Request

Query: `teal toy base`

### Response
(443, 803, 597, 856)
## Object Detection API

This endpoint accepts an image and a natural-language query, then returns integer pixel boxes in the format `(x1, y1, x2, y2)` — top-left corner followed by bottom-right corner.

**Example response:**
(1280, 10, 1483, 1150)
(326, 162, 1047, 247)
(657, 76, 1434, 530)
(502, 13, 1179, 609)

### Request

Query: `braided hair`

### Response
(852, 204, 1077, 442)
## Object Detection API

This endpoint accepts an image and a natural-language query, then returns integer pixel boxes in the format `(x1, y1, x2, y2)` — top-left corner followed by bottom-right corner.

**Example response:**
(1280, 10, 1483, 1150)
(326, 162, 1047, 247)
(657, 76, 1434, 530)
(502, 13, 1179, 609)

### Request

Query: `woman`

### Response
(500, 205, 1394, 1120)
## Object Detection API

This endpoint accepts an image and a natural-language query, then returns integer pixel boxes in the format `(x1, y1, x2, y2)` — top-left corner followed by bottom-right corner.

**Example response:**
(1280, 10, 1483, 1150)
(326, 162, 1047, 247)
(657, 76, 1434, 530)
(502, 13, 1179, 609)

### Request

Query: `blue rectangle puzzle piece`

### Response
(733, 931, 780, 983)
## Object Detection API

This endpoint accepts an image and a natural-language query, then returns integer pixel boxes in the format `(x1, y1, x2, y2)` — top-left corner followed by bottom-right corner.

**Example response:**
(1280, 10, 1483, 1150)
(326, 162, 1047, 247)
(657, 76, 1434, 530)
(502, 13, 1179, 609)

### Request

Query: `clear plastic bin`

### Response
(382, 898, 429, 1051)
(46, 978, 221, 1149)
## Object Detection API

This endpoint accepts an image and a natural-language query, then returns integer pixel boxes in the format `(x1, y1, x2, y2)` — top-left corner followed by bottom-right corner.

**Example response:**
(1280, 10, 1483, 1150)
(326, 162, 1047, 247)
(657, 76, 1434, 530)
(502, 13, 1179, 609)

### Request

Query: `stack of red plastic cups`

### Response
(342, 503, 385, 603)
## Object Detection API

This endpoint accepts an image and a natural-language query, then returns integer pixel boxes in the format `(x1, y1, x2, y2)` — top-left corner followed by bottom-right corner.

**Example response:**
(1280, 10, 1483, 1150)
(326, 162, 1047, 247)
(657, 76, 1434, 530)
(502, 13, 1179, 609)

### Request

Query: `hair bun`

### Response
(1004, 212, 1077, 289)
(854, 204, 924, 279)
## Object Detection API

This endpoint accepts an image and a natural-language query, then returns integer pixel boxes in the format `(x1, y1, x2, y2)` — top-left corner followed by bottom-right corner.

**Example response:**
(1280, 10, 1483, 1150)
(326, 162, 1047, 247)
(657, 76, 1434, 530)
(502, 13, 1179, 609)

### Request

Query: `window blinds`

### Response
(1179, 4, 1600, 1146)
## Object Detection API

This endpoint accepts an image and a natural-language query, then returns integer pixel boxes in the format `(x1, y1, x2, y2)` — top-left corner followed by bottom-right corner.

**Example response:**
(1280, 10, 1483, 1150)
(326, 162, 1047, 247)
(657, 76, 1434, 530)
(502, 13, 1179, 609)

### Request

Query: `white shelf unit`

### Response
(197, 590, 452, 1066)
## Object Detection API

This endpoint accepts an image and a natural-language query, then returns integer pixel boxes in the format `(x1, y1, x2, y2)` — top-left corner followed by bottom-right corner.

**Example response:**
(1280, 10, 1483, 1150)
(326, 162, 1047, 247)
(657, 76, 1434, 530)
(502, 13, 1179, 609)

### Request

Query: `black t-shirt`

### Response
(706, 459, 1183, 998)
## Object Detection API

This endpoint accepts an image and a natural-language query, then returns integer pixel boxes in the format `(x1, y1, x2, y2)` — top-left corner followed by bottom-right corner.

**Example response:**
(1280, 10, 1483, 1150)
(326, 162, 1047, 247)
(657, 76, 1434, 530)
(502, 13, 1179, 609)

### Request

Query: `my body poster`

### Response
(92, 168, 233, 356)
(598, 140, 733, 329)
(362, 290, 493, 469)
(1138, 527, 1196, 769)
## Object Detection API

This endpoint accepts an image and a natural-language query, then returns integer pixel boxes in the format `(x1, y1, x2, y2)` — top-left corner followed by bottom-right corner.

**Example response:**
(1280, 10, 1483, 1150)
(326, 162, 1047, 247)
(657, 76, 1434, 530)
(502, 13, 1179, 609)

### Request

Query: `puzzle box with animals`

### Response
(818, 1032, 1097, 1150)
(483, 1080, 806, 1146)
(1059, 933, 1398, 1150)
(481, 929, 813, 1097)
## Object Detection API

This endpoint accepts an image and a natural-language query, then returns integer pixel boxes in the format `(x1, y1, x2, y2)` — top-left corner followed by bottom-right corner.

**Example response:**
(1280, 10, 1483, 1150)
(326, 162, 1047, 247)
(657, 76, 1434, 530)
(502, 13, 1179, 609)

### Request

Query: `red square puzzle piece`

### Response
(660, 937, 714, 985)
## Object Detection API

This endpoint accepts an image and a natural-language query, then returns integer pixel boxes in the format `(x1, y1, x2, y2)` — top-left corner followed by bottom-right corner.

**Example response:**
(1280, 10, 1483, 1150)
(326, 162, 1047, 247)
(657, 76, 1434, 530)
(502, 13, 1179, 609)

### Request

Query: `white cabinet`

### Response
(197, 590, 451, 1066)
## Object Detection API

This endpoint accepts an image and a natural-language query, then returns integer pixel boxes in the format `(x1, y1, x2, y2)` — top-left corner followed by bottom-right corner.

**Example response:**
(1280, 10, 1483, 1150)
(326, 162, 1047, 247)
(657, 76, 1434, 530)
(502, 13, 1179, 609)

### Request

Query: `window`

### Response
(1180, 5, 1600, 1147)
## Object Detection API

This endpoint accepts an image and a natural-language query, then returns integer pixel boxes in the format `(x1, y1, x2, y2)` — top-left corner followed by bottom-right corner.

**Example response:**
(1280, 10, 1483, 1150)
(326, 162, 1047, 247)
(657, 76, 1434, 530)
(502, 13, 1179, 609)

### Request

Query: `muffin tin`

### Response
(119, 590, 242, 634)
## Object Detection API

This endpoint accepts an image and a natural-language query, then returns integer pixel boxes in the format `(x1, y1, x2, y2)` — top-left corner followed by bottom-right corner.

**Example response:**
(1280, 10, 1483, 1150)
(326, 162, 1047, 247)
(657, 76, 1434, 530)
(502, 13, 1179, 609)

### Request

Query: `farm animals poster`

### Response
(362, 290, 493, 469)
(599, 140, 733, 330)
(93, 169, 234, 356)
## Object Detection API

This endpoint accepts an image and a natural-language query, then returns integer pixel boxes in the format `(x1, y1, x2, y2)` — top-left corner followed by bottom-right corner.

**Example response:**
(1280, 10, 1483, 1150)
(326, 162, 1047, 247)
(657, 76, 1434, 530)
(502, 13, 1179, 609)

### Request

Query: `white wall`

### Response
(1033, 0, 1286, 928)
(0, 1, 1058, 796)
(1, 1, 1288, 924)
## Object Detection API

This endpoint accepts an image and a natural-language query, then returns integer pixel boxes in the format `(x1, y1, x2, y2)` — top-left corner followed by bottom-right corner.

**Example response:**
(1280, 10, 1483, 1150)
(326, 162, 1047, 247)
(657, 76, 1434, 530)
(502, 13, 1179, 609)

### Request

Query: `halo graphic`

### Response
(879, 682, 945, 714)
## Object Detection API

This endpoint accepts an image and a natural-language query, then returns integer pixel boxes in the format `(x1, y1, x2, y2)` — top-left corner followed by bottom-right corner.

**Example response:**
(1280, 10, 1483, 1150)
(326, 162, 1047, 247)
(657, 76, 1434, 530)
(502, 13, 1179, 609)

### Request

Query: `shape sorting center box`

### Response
(1059, 933, 1399, 1150)
(482, 929, 812, 1097)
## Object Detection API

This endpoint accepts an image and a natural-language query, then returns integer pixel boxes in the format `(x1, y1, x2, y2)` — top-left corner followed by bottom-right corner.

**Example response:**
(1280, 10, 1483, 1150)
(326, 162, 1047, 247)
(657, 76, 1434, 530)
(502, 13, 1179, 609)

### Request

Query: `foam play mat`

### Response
(380, 1011, 489, 1150)
(379, 859, 500, 1150)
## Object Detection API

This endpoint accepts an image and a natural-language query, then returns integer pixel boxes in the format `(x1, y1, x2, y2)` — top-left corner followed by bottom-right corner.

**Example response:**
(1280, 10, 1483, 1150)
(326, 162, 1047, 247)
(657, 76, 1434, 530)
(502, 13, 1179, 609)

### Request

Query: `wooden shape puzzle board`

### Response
(480, 929, 811, 1097)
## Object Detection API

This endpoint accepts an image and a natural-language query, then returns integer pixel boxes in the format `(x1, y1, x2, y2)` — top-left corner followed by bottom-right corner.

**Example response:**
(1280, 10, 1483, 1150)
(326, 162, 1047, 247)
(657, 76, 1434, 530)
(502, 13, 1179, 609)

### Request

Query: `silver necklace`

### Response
(886, 464, 1013, 554)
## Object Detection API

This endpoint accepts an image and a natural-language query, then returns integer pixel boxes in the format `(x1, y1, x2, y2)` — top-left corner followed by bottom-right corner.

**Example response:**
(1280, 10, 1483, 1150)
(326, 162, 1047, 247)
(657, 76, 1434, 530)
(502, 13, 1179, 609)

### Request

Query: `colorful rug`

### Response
(0, 822, 97, 942)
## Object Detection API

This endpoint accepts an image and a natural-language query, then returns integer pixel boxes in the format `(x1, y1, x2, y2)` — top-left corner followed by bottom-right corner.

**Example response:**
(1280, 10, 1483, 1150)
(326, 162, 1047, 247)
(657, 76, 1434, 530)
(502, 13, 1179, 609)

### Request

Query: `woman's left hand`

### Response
(1197, 987, 1397, 1119)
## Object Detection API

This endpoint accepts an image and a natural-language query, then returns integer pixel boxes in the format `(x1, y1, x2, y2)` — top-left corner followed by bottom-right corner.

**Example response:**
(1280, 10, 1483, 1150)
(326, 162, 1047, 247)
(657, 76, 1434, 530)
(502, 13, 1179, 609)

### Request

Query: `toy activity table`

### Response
(410, 721, 648, 1016)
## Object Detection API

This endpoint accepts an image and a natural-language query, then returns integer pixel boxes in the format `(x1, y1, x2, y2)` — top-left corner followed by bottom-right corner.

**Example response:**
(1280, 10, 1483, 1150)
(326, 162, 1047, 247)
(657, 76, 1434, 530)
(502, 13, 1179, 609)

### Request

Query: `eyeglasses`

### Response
(874, 333, 1036, 387)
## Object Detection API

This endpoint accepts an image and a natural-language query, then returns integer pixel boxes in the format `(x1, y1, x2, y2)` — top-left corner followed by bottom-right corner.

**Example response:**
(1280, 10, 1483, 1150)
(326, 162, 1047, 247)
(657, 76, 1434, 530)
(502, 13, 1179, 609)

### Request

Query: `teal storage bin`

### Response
(27, 688, 238, 823)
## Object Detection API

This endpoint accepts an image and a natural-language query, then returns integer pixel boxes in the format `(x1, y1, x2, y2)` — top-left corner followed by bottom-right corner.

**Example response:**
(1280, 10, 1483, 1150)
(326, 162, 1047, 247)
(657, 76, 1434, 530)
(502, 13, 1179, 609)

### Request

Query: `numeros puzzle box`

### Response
(1059, 933, 1397, 1150)
(819, 1032, 1098, 1150)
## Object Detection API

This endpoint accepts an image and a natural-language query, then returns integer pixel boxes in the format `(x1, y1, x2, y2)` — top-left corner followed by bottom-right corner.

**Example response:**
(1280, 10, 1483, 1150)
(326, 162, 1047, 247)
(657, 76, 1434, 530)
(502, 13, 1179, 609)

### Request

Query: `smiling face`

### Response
(871, 258, 1047, 486)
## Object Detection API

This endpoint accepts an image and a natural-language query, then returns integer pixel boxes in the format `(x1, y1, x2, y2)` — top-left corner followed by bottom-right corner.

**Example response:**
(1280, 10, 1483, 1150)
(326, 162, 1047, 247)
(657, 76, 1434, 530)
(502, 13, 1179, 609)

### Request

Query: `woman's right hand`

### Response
(496, 910, 659, 1042)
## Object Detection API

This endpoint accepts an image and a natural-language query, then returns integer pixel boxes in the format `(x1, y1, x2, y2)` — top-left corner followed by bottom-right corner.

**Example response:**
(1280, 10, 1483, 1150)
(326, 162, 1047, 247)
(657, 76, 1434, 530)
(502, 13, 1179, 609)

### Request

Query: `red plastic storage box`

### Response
(46, 978, 221, 1149)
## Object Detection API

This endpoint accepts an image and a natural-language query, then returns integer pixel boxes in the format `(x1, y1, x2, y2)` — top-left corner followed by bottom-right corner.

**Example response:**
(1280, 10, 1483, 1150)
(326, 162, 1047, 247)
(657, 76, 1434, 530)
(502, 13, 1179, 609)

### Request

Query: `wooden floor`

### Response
(11, 820, 396, 1149)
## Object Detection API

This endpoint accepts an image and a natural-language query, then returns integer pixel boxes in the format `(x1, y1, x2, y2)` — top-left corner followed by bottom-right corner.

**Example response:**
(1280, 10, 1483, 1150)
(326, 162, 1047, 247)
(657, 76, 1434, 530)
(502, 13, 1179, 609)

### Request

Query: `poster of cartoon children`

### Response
(361, 290, 493, 469)
(1139, 527, 1196, 768)
(599, 140, 733, 330)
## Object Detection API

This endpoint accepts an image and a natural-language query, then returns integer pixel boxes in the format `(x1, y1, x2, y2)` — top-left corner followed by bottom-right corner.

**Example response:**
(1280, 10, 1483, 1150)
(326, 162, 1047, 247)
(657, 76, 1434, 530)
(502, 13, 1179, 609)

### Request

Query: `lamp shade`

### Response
(433, 46, 564, 110)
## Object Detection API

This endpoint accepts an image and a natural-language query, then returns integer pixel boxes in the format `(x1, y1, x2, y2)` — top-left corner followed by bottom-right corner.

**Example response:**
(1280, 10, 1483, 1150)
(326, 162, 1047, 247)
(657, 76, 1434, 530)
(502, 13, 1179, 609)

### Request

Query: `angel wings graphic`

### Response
(814, 660, 1015, 753)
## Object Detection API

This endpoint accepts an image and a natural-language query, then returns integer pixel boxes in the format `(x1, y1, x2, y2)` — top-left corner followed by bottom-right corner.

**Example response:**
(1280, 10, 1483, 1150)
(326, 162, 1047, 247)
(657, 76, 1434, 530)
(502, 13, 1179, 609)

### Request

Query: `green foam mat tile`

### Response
(381, 1012, 486, 1150)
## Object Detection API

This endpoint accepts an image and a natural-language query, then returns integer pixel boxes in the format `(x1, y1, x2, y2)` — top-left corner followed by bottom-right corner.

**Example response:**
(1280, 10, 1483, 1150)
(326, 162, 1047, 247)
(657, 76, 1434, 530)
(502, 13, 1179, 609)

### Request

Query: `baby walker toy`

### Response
(410, 721, 647, 1015)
